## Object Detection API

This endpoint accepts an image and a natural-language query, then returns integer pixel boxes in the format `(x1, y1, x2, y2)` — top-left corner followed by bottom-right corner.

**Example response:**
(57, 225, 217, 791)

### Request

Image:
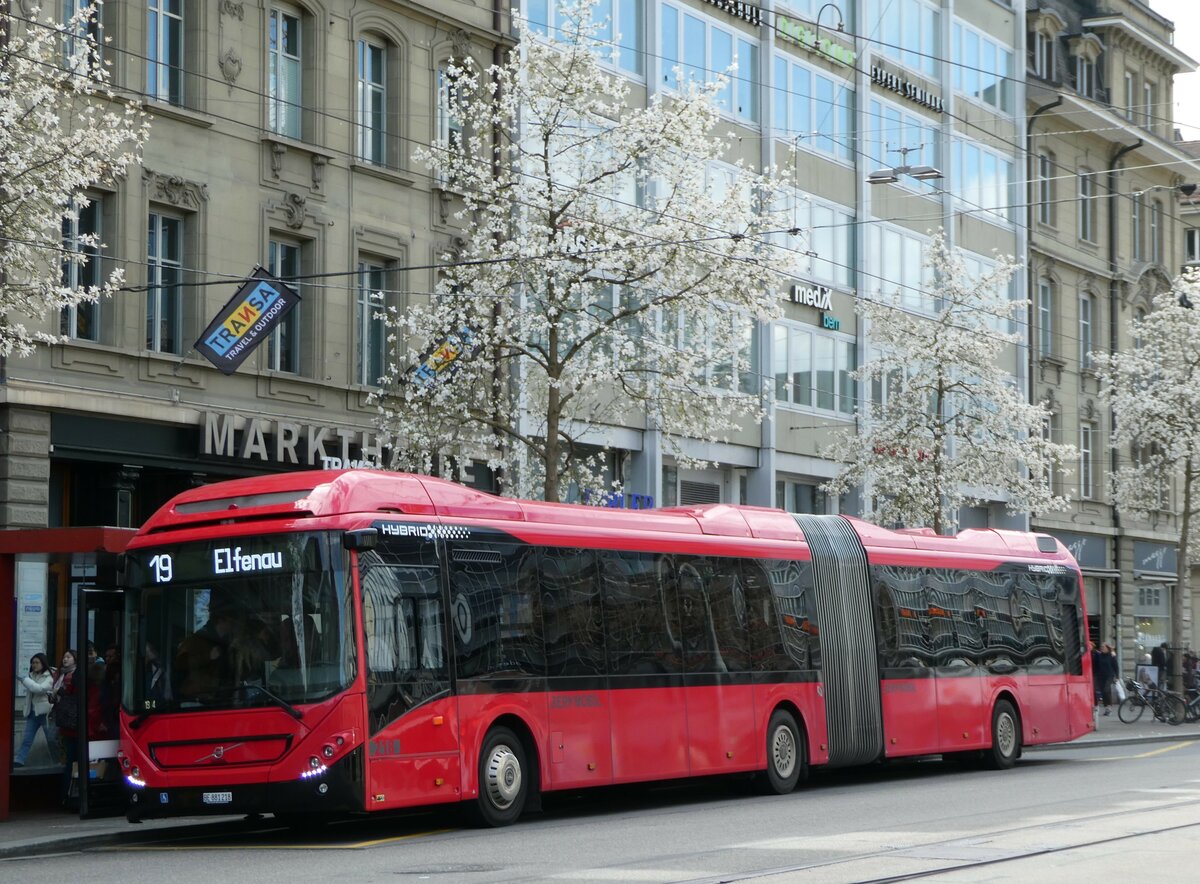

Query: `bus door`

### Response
(929, 576, 986, 751)
(678, 557, 756, 776)
(76, 587, 125, 818)
(1015, 572, 1071, 742)
(793, 516, 884, 766)
(541, 548, 615, 788)
(358, 540, 457, 809)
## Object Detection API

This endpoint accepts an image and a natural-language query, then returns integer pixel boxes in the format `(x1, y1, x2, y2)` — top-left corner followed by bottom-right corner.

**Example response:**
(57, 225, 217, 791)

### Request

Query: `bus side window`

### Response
(601, 551, 676, 676)
(873, 565, 932, 670)
(764, 559, 815, 671)
(449, 542, 543, 679)
(541, 548, 605, 678)
(707, 557, 750, 673)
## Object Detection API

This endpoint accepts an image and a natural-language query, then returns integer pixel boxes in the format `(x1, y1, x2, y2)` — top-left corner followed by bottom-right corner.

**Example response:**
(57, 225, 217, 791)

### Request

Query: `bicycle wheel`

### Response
(1118, 695, 1145, 723)
(1161, 693, 1187, 726)
(1187, 700, 1200, 724)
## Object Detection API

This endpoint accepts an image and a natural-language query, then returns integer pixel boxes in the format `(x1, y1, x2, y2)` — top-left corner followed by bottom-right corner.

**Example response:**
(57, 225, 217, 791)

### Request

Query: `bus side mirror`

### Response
(343, 528, 379, 551)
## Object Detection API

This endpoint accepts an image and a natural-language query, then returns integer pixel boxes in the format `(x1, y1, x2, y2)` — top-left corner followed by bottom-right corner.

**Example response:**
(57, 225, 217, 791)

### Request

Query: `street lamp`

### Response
(868, 145, 943, 184)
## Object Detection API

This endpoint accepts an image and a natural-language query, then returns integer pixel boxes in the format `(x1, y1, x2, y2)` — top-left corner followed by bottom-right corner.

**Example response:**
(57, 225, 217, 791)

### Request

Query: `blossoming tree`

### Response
(1093, 281, 1200, 692)
(823, 230, 1075, 534)
(0, 2, 147, 356)
(376, 0, 798, 501)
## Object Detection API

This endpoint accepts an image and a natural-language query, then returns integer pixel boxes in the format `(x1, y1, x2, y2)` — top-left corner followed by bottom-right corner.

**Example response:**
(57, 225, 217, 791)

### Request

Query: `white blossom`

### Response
(375, 0, 799, 501)
(823, 229, 1075, 534)
(1093, 279, 1200, 690)
(0, 3, 148, 356)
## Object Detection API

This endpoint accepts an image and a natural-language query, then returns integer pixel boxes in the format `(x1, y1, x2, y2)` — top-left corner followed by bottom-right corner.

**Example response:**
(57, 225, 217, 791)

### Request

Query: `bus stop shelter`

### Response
(1, 527, 135, 821)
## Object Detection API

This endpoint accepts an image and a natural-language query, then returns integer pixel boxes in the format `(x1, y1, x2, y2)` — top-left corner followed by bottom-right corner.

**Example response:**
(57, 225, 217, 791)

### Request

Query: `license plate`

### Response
(202, 791, 233, 805)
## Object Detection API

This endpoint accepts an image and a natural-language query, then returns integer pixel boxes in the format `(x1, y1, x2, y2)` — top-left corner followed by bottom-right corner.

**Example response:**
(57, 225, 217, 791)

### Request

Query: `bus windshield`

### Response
(122, 531, 355, 714)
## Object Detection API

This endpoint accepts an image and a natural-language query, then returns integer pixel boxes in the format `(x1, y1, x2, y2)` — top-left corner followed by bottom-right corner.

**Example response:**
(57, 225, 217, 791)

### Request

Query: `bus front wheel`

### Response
(759, 709, 806, 794)
(471, 726, 529, 827)
(984, 700, 1020, 770)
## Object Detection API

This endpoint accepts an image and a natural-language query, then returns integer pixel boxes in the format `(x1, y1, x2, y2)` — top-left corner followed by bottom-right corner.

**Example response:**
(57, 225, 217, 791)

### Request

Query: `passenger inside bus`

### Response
(174, 604, 236, 702)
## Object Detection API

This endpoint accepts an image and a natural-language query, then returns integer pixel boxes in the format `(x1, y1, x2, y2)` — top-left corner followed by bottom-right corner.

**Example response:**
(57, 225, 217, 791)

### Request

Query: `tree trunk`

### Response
(544, 376, 561, 502)
(1172, 456, 1193, 693)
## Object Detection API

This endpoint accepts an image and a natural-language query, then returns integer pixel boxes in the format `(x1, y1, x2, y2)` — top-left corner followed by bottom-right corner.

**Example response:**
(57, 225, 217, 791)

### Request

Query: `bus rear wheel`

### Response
(471, 726, 529, 827)
(759, 710, 805, 794)
(983, 700, 1020, 770)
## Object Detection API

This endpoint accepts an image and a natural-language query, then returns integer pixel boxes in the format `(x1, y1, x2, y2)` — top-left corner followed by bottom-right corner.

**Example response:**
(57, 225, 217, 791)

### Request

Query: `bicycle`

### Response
(1182, 686, 1200, 724)
(1117, 679, 1186, 725)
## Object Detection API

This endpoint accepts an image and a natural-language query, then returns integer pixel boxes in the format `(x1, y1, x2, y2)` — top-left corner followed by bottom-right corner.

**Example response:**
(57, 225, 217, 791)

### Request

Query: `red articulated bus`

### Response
(118, 470, 1093, 826)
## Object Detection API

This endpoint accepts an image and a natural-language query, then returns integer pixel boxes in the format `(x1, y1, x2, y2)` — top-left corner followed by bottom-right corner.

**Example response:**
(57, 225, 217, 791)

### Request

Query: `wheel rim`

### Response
(996, 711, 1016, 758)
(484, 743, 522, 810)
(771, 724, 796, 779)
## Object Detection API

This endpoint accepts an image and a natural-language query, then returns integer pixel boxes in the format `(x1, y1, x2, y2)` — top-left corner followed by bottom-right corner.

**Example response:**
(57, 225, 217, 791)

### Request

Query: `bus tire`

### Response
(471, 726, 529, 827)
(984, 700, 1020, 770)
(759, 710, 805, 794)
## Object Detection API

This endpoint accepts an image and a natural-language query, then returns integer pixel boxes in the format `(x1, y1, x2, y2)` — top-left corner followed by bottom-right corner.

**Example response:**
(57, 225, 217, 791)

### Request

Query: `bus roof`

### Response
(136, 469, 1074, 563)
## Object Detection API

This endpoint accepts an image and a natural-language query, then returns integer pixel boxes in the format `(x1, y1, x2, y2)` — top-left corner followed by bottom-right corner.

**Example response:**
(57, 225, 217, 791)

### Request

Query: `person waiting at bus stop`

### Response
(175, 603, 236, 701)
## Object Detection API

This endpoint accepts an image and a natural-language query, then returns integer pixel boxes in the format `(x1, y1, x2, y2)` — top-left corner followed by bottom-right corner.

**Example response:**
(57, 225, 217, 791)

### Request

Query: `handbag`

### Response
(1111, 679, 1127, 703)
(52, 691, 79, 731)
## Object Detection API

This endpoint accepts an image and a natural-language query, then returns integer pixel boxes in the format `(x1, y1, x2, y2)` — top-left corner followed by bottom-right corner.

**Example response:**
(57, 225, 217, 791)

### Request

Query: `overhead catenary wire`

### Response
(3, 10, 1190, 360)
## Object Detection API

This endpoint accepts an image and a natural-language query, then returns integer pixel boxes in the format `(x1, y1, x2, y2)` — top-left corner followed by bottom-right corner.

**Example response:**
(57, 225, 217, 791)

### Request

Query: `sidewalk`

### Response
(2, 714, 1197, 859)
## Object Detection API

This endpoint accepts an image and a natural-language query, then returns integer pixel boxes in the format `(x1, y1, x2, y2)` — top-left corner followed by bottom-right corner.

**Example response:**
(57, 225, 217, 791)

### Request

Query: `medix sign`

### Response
(789, 283, 832, 310)
(201, 412, 385, 469)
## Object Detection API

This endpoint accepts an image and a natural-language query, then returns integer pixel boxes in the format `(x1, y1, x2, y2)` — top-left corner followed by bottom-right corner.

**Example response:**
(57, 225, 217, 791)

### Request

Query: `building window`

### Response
(772, 190, 854, 288)
(1187, 228, 1200, 263)
(1124, 71, 1136, 120)
(776, 480, 829, 514)
(1079, 292, 1094, 370)
(147, 0, 183, 104)
(1151, 200, 1163, 264)
(268, 6, 302, 139)
(61, 197, 101, 341)
(774, 56, 854, 162)
(1032, 30, 1055, 80)
(1037, 277, 1054, 357)
(356, 39, 386, 165)
(1043, 411, 1061, 494)
(146, 213, 183, 354)
(527, 0, 644, 75)
(952, 140, 1015, 224)
(1132, 194, 1143, 261)
(952, 23, 1014, 114)
(872, 0, 939, 78)
(1134, 307, 1146, 350)
(267, 239, 301, 373)
(773, 323, 856, 415)
(661, 3, 759, 123)
(1073, 55, 1094, 98)
(1143, 81, 1156, 128)
(1079, 423, 1095, 500)
(866, 224, 931, 313)
(436, 64, 464, 184)
(1078, 170, 1096, 242)
(1036, 152, 1054, 225)
(356, 259, 392, 386)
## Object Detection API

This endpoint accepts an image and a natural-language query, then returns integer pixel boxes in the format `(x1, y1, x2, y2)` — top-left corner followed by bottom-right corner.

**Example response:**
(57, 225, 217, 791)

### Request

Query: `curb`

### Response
(0, 816, 279, 861)
(1025, 730, 1200, 752)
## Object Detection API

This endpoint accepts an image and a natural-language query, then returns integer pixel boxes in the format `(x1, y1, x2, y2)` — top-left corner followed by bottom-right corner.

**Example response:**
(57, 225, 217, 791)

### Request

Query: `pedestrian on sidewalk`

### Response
(49, 650, 79, 806)
(13, 653, 54, 767)
(1100, 644, 1120, 714)
(1090, 641, 1106, 712)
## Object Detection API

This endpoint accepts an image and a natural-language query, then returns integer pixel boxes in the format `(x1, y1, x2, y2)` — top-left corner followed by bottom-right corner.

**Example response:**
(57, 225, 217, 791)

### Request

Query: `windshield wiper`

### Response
(228, 683, 304, 720)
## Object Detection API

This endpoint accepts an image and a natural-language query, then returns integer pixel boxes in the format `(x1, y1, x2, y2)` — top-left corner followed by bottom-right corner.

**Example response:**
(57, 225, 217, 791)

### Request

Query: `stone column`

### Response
(0, 407, 51, 528)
